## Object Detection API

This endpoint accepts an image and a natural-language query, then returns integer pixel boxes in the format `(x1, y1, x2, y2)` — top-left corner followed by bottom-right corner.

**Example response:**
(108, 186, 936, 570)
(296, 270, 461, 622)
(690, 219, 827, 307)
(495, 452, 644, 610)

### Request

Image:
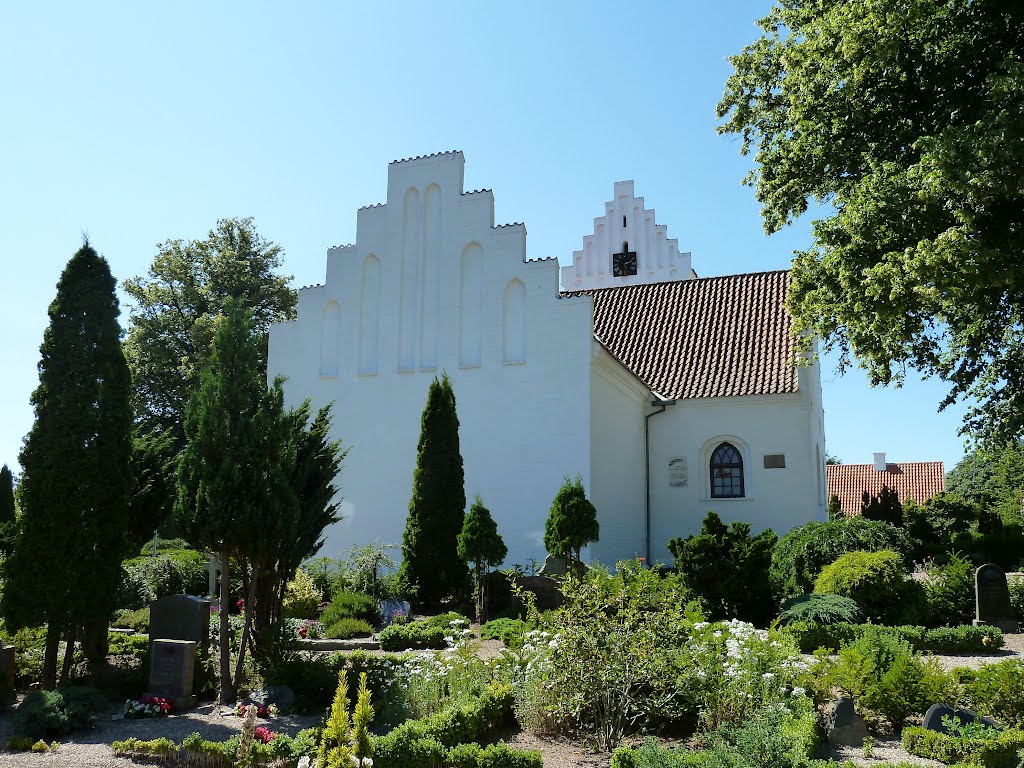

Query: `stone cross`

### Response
(973, 563, 1019, 634)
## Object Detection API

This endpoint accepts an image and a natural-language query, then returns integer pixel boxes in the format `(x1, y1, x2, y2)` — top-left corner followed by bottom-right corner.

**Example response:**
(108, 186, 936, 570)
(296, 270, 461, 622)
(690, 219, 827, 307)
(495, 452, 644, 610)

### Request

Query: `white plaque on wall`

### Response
(668, 456, 688, 487)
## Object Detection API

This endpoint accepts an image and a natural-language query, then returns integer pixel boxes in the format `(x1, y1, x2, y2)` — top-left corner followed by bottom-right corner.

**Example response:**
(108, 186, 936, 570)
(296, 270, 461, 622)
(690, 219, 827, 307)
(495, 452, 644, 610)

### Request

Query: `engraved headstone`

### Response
(826, 696, 868, 747)
(150, 594, 212, 650)
(974, 563, 1019, 634)
(923, 703, 1000, 733)
(148, 639, 197, 708)
(379, 598, 410, 627)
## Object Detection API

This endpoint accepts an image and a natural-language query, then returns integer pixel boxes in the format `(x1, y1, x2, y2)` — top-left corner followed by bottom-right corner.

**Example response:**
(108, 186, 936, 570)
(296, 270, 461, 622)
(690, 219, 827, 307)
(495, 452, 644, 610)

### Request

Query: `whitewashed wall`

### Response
(268, 152, 595, 565)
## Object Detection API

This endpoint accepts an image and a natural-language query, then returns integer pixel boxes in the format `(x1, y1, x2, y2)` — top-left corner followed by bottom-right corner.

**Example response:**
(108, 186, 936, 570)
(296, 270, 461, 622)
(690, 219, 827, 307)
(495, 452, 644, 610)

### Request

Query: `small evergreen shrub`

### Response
(378, 620, 448, 651)
(922, 551, 975, 627)
(108, 633, 148, 659)
(324, 618, 374, 640)
(320, 591, 381, 627)
(282, 568, 322, 619)
(813, 549, 921, 623)
(778, 593, 863, 625)
(902, 726, 1024, 768)
(783, 621, 1002, 654)
(11, 687, 104, 739)
(119, 549, 207, 609)
(1008, 576, 1023, 619)
(111, 737, 178, 761)
(480, 617, 529, 648)
(112, 606, 150, 632)
(610, 739, 698, 768)
(770, 518, 912, 599)
(956, 660, 1024, 728)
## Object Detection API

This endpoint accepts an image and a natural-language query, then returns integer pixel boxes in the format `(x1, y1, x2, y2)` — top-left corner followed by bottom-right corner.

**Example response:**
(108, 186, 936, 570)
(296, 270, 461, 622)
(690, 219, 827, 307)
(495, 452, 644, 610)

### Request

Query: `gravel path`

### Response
(0, 636, 1018, 767)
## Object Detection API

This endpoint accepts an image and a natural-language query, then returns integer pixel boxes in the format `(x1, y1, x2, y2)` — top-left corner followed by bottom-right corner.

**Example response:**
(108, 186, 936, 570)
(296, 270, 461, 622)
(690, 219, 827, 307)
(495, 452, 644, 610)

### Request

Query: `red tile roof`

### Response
(826, 462, 946, 516)
(562, 270, 798, 399)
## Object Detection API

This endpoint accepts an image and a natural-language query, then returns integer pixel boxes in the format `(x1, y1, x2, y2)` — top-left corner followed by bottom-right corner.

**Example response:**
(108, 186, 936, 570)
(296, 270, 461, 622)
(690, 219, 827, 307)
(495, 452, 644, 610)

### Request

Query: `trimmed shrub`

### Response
(480, 618, 529, 648)
(813, 549, 924, 624)
(320, 591, 381, 627)
(111, 737, 178, 761)
(11, 687, 104, 739)
(778, 593, 863, 625)
(112, 607, 150, 632)
(324, 618, 374, 640)
(378, 620, 448, 651)
(770, 518, 912, 600)
(783, 621, 1002, 654)
(282, 568, 322, 619)
(902, 726, 1024, 768)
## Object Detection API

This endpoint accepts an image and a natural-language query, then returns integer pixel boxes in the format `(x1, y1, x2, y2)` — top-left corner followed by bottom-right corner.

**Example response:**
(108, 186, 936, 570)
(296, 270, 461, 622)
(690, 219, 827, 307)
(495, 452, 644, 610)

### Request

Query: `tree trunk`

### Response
(42, 623, 60, 691)
(475, 562, 484, 625)
(82, 619, 109, 669)
(59, 629, 77, 686)
(218, 546, 235, 704)
(232, 564, 257, 691)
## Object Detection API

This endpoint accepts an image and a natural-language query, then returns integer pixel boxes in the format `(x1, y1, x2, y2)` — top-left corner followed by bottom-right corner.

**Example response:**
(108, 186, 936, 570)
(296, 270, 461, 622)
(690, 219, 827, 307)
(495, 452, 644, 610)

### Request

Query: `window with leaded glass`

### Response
(710, 442, 744, 498)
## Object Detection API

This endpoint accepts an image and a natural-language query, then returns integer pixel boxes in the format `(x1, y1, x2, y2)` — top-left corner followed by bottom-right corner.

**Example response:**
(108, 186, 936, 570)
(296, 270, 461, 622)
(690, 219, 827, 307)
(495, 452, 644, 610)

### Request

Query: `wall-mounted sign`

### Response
(668, 456, 688, 487)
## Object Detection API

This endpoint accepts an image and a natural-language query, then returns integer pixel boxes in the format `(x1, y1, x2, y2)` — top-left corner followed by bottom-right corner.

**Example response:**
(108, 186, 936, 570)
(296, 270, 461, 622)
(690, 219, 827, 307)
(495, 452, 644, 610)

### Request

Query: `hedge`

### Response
(902, 726, 1024, 768)
(783, 621, 1003, 654)
(378, 621, 449, 651)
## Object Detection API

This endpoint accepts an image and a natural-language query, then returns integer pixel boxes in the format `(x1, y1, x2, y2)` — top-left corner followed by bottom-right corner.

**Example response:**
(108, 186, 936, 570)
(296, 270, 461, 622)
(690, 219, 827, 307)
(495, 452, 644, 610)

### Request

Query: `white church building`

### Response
(268, 151, 827, 567)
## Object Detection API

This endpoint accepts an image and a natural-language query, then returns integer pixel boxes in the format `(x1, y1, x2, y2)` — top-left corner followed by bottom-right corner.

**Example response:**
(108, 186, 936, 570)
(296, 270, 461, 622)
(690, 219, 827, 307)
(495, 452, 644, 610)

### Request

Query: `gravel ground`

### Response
(0, 635, 1018, 767)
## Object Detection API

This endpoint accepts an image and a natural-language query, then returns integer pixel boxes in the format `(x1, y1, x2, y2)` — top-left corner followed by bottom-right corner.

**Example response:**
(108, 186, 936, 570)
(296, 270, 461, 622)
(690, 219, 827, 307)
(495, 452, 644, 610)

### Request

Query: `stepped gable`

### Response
(563, 270, 797, 400)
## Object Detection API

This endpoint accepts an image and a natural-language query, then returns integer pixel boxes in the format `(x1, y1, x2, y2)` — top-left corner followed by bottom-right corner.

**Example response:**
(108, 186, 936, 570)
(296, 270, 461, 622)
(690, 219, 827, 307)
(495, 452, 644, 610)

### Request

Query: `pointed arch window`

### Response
(710, 442, 744, 498)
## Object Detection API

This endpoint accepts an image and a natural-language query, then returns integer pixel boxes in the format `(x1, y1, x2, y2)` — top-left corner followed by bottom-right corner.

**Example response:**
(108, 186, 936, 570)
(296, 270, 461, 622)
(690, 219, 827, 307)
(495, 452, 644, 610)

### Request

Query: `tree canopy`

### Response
(123, 217, 296, 442)
(0, 465, 15, 558)
(3, 243, 133, 688)
(718, 0, 1024, 443)
(543, 475, 599, 572)
(458, 495, 507, 623)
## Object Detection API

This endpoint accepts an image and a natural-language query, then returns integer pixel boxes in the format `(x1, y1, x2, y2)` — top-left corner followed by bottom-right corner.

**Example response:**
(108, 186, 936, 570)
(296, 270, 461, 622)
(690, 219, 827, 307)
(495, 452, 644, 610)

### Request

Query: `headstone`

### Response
(538, 555, 568, 578)
(826, 696, 868, 747)
(0, 645, 15, 689)
(148, 639, 197, 708)
(150, 594, 212, 650)
(379, 599, 410, 627)
(973, 564, 1019, 634)
(923, 703, 1001, 733)
(249, 685, 296, 711)
(205, 556, 222, 599)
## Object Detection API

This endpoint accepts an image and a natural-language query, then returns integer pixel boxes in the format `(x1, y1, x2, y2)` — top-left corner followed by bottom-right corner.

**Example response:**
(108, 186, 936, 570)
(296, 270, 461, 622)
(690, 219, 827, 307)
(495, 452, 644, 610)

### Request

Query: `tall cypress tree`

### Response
(0, 465, 15, 558)
(399, 374, 469, 608)
(2, 243, 133, 689)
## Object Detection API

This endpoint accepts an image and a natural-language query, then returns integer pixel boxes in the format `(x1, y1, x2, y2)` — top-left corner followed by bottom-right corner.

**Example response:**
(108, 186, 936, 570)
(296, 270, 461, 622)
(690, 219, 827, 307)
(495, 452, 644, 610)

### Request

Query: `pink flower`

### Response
(254, 726, 277, 744)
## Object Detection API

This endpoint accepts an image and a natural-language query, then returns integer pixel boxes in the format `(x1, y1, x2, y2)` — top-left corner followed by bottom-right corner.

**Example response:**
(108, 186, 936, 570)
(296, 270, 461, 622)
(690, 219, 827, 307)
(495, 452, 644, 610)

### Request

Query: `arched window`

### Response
(710, 442, 744, 498)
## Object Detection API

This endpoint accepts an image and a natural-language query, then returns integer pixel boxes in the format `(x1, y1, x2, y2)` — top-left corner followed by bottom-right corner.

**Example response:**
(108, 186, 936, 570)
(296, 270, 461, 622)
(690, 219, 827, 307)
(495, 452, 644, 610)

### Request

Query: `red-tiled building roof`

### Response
(562, 270, 798, 400)
(826, 462, 946, 516)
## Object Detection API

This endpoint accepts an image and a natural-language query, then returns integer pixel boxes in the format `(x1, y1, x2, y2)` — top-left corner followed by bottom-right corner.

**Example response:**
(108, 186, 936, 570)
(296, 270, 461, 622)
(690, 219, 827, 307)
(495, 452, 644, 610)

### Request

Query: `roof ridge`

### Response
(559, 269, 790, 298)
(390, 150, 463, 164)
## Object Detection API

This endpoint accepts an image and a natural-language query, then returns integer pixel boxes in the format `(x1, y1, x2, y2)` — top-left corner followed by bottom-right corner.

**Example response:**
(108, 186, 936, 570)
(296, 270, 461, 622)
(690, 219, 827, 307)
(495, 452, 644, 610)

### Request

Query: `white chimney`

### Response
(873, 452, 887, 472)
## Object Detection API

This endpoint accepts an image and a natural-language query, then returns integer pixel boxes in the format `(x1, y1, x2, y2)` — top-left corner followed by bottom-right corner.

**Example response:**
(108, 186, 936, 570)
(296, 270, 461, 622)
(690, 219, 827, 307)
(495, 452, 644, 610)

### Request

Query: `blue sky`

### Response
(0, 1, 970, 476)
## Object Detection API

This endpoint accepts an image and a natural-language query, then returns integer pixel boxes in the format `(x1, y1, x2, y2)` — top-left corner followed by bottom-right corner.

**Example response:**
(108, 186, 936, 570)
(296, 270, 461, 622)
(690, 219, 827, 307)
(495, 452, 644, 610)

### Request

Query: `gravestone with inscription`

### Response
(148, 639, 197, 708)
(379, 599, 410, 627)
(974, 563, 1019, 634)
(150, 594, 212, 650)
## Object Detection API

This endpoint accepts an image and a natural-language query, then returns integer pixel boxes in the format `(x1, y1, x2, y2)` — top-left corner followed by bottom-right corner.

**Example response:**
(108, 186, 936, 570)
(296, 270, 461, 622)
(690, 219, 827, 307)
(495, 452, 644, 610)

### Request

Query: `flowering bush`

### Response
(682, 618, 810, 732)
(253, 726, 278, 744)
(123, 695, 173, 719)
(297, 619, 324, 640)
(234, 702, 278, 719)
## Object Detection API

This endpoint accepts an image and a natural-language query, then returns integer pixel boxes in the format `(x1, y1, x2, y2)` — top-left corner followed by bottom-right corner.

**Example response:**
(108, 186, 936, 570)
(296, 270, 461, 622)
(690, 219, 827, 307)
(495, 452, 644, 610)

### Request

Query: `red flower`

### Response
(254, 726, 278, 743)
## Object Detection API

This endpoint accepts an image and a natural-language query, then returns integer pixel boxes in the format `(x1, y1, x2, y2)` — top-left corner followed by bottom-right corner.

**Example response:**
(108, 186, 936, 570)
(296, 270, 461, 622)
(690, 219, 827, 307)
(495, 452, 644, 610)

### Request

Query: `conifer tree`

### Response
(175, 299, 296, 703)
(2, 243, 133, 689)
(399, 374, 469, 607)
(457, 495, 507, 624)
(861, 485, 903, 527)
(828, 494, 843, 521)
(544, 475, 599, 575)
(0, 465, 15, 558)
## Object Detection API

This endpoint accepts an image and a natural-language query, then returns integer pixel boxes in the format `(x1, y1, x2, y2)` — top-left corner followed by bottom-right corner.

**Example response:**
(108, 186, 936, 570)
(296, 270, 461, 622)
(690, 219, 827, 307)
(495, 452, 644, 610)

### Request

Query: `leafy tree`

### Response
(861, 486, 903, 527)
(543, 475, 599, 575)
(175, 299, 296, 703)
(126, 426, 178, 553)
(123, 217, 296, 443)
(0, 465, 15, 558)
(667, 511, 777, 625)
(398, 374, 469, 608)
(827, 494, 844, 521)
(457, 495, 508, 624)
(946, 444, 1024, 523)
(826, 453, 842, 466)
(718, 0, 1024, 443)
(2, 243, 133, 688)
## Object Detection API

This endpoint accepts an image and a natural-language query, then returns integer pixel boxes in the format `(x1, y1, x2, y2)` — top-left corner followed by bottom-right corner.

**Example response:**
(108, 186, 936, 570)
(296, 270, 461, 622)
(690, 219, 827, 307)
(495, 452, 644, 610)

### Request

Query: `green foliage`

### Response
(399, 374, 469, 607)
(1010, 577, 1024, 620)
(778, 593, 863, 625)
(611, 739, 698, 768)
(2, 243, 133, 686)
(827, 494, 843, 521)
(127, 426, 178, 553)
(11, 686, 104, 740)
(543, 475, 599, 572)
(112, 607, 150, 633)
(770, 517, 912, 600)
(902, 726, 1024, 768)
(668, 512, 777, 625)
(107, 633, 148, 660)
(813, 549, 919, 624)
(479, 617, 529, 648)
(320, 591, 381, 626)
(783, 620, 1003, 654)
(324, 618, 374, 640)
(718, 0, 1024, 443)
(282, 568, 322, 619)
(956, 660, 1024, 728)
(458, 496, 508, 624)
(378, 619, 449, 651)
(318, 670, 355, 768)
(0, 464, 15, 558)
(946, 445, 1024, 524)
(118, 549, 207, 609)
(345, 541, 399, 600)
(921, 551, 975, 627)
(111, 737, 178, 761)
(123, 217, 296, 442)
(861, 486, 904, 527)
